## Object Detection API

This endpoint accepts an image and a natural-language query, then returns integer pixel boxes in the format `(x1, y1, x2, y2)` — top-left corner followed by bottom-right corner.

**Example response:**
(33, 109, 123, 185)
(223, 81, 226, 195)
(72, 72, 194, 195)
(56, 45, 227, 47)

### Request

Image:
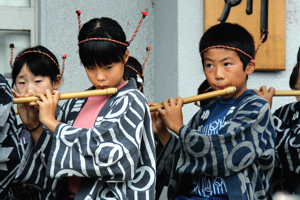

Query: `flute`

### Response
(149, 86, 237, 112)
(13, 88, 118, 114)
(13, 88, 118, 104)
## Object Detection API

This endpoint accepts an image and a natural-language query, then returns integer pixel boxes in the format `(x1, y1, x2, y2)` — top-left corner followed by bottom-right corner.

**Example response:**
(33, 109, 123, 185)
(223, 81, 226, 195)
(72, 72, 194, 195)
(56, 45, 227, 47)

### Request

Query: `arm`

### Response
(176, 97, 275, 177)
(273, 115, 300, 173)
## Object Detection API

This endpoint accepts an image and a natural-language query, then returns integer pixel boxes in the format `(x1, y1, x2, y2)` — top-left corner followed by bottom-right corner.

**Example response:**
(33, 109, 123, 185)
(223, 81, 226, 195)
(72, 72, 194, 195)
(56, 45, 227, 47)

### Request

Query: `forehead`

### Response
(202, 48, 240, 60)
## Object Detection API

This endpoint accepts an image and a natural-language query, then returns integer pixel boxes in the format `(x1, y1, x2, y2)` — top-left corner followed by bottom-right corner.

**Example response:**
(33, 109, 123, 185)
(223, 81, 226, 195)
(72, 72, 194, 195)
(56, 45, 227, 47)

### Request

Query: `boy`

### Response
(153, 23, 276, 200)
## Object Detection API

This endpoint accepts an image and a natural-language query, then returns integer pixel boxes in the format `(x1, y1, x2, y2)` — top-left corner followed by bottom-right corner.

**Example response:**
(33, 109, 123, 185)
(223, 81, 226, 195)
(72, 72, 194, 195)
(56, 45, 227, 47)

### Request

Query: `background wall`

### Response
(37, 1, 300, 124)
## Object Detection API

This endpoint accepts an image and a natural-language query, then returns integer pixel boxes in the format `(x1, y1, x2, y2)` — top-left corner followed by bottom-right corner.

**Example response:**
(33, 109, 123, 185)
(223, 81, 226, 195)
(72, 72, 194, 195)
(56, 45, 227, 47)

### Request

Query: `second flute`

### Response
(149, 86, 237, 112)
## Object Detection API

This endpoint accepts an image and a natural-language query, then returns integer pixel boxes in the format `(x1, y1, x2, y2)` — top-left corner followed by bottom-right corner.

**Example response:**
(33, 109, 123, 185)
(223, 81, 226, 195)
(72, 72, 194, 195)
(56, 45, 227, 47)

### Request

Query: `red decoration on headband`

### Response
(142, 46, 151, 77)
(127, 11, 148, 45)
(9, 44, 67, 76)
(76, 10, 82, 32)
(9, 44, 15, 69)
(78, 38, 129, 46)
(61, 54, 67, 76)
(254, 29, 268, 59)
(200, 45, 253, 60)
(77, 11, 148, 47)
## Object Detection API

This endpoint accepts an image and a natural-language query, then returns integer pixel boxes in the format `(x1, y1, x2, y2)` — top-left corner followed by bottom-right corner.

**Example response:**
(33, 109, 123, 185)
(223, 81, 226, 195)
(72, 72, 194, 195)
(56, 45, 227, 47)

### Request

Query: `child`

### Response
(255, 47, 300, 197)
(0, 73, 20, 199)
(154, 23, 275, 200)
(17, 13, 156, 200)
(9, 45, 64, 199)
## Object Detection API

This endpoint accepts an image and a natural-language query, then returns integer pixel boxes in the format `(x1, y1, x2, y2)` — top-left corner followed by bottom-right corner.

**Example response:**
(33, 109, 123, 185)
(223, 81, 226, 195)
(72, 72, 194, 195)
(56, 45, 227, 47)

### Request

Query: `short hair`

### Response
(199, 23, 255, 70)
(12, 45, 60, 88)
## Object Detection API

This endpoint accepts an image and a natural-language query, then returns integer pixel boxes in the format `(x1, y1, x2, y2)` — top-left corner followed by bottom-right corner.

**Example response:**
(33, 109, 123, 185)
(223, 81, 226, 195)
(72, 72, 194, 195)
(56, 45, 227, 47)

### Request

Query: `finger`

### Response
(11, 89, 22, 98)
(175, 97, 183, 107)
(53, 90, 60, 104)
(268, 87, 275, 95)
(168, 98, 176, 107)
(161, 100, 170, 108)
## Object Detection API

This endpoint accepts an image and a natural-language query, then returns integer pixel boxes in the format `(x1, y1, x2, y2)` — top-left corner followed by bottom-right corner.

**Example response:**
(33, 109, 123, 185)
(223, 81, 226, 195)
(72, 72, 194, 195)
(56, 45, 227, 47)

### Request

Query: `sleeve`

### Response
(176, 98, 276, 178)
(272, 115, 300, 173)
(46, 92, 149, 182)
(155, 133, 179, 198)
(0, 75, 21, 198)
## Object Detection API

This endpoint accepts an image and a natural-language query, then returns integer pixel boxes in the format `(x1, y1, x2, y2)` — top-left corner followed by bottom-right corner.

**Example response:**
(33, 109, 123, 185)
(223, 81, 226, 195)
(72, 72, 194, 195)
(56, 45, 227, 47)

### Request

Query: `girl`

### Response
(18, 14, 156, 200)
(8, 45, 64, 200)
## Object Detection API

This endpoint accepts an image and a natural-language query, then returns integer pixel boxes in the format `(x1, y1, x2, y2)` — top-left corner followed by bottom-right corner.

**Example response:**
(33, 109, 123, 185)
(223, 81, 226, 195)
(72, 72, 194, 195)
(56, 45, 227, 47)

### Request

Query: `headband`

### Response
(9, 44, 67, 76)
(76, 10, 148, 47)
(127, 46, 151, 84)
(200, 30, 268, 60)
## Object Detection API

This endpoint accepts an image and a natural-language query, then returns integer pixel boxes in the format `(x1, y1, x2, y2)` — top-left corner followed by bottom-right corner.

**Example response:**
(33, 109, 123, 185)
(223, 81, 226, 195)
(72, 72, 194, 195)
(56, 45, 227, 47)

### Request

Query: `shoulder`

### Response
(237, 90, 270, 108)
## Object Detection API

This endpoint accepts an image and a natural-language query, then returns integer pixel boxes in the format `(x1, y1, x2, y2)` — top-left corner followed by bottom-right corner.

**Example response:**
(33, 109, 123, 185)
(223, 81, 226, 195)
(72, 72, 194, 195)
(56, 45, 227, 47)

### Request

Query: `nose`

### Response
(215, 66, 224, 80)
(27, 83, 36, 95)
(96, 69, 106, 82)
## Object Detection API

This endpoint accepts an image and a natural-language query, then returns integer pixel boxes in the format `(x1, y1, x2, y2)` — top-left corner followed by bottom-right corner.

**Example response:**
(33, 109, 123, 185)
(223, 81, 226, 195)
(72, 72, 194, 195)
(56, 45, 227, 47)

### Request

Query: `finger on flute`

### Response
(13, 88, 118, 104)
(149, 86, 237, 112)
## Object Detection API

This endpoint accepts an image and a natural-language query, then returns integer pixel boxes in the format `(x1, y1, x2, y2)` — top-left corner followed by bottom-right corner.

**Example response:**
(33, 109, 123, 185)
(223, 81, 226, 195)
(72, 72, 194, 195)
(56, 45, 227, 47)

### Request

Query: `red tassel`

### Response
(142, 11, 148, 16)
(76, 10, 81, 15)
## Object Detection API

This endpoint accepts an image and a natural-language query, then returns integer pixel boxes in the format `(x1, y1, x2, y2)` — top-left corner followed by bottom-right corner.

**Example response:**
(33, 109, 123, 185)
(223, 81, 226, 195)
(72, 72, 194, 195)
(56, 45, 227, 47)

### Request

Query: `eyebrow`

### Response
(204, 57, 233, 62)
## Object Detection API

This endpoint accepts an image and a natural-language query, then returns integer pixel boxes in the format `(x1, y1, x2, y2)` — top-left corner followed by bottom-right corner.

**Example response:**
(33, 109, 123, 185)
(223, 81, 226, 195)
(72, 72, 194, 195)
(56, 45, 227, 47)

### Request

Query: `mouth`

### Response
(97, 86, 109, 89)
(216, 85, 228, 90)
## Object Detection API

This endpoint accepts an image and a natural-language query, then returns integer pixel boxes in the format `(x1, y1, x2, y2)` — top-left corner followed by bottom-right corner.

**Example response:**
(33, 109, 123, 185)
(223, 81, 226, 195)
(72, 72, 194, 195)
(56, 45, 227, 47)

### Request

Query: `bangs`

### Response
(79, 41, 127, 67)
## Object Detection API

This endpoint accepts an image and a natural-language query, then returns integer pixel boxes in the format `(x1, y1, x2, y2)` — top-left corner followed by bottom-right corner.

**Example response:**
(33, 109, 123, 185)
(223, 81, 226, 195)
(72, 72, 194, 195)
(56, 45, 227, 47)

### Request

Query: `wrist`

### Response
(26, 122, 41, 132)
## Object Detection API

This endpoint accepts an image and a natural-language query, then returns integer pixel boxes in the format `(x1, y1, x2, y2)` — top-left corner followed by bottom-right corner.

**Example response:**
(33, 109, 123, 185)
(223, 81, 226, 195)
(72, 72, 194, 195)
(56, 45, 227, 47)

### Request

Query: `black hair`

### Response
(126, 56, 143, 92)
(78, 17, 128, 79)
(289, 46, 300, 89)
(197, 79, 218, 106)
(199, 23, 255, 70)
(11, 45, 60, 87)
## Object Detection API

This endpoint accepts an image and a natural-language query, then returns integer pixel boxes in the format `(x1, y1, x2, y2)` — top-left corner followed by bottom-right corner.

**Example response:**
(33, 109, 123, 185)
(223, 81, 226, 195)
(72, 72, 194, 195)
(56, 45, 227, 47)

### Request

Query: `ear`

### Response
(124, 50, 129, 64)
(53, 75, 62, 90)
(246, 60, 255, 75)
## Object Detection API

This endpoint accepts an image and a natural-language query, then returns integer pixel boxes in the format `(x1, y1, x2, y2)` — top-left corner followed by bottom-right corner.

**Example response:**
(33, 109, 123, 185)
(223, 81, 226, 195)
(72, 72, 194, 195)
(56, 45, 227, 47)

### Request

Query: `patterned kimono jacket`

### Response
(0, 74, 20, 200)
(15, 79, 156, 200)
(156, 90, 275, 200)
(269, 101, 300, 196)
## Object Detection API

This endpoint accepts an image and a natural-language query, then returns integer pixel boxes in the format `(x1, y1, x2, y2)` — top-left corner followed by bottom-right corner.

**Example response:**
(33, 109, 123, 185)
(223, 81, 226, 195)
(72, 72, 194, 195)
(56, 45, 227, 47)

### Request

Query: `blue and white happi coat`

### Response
(156, 90, 275, 200)
(269, 101, 300, 196)
(15, 79, 156, 200)
(0, 74, 20, 199)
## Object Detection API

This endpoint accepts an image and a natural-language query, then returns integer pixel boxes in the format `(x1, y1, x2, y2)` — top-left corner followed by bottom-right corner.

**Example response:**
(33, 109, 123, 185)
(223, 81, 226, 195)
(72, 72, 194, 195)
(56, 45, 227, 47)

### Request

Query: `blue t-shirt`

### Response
(190, 97, 236, 199)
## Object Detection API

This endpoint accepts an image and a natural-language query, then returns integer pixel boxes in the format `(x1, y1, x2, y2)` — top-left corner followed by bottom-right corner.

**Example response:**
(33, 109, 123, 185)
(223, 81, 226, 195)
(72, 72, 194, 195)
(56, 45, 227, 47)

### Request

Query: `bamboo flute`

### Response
(13, 88, 118, 104)
(149, 86, 237, 112)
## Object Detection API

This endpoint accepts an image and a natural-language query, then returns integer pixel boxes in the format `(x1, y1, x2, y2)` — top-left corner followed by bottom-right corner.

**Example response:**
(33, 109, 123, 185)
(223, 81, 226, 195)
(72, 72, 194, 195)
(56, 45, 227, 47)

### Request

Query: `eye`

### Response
(205, 64, 213, 68)
(18, 81, 25, 85)
(105, 65, 113, 70)
(224, 63, 232, 67)
(35, 80, 42, 83)
(86, 66, 94, 70)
